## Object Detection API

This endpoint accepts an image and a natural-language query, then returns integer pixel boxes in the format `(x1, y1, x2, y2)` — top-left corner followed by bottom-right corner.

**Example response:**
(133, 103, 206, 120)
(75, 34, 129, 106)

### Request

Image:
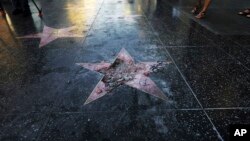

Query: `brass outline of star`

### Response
(76, 48, 168, 105)
(17, 25, 83, 48)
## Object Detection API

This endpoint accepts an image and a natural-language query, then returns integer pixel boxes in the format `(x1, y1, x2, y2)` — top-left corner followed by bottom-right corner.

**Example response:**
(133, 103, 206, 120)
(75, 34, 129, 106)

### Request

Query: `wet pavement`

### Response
(0, 0, 249, 140)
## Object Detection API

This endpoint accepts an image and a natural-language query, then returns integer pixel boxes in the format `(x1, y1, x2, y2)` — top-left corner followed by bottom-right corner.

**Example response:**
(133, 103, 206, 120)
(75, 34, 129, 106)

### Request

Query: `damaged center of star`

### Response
(99, 59, 148, 93)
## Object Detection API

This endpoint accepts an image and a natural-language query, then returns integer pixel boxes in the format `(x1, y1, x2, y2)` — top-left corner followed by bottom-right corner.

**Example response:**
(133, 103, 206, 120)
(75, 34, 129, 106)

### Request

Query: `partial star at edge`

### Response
(17, 25, 83, 48)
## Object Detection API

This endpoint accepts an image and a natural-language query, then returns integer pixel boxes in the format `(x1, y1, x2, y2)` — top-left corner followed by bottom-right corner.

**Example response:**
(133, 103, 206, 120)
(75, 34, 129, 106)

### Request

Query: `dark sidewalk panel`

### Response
(38, 110, 220, 141)
(145, 3, 215, 47)
(207, 109, 250, 141)
(0, 113, 49, 141)
(167, 47, 250, 108)
(218, 45, 250, 69)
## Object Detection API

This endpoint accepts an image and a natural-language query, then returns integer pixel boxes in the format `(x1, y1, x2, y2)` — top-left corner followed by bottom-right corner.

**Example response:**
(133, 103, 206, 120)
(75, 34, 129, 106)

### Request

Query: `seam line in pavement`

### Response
(142, 6, 224, 141)
(80, 0, 105, 46)
(35, 116, 50, 141)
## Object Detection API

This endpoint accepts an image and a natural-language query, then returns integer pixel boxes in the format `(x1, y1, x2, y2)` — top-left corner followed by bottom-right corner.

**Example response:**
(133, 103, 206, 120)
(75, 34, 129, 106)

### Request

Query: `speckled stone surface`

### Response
(0, 0, 249, 140)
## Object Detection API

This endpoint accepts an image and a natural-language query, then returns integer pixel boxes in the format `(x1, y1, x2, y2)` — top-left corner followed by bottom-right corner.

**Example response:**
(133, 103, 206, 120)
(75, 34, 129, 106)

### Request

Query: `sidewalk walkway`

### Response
(0, 0, 249, 140)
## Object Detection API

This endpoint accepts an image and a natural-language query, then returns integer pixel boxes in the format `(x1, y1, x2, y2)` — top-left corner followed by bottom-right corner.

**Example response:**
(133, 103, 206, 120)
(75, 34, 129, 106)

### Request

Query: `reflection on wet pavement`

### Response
(0, 0, 249, 140)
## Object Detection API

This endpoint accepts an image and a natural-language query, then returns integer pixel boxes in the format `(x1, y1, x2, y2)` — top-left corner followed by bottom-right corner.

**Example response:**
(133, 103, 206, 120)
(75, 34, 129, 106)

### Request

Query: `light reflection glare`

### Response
(172, 7, 180, 17)
(65, 0, 98, 27)
(5, 13, 15, 33)
(0, 14, 20, 48)
(138, 0, 157, 16)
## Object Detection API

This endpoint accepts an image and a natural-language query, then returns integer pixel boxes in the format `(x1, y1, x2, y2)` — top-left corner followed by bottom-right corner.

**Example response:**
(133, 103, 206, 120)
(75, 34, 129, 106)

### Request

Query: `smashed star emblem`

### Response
(18, 25, 83, 48)
(77, 48, 169, 105)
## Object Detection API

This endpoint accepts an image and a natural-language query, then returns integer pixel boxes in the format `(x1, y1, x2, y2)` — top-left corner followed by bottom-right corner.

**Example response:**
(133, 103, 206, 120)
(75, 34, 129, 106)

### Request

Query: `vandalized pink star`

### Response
(76, 48, 169, 105)
(18, 25, 83, 48)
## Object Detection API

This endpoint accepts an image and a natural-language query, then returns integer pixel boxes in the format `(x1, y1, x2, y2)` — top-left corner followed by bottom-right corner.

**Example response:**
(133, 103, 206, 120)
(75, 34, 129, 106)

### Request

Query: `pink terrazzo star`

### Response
(18, 25, 83, 48)
(76, 48, 168, 105)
